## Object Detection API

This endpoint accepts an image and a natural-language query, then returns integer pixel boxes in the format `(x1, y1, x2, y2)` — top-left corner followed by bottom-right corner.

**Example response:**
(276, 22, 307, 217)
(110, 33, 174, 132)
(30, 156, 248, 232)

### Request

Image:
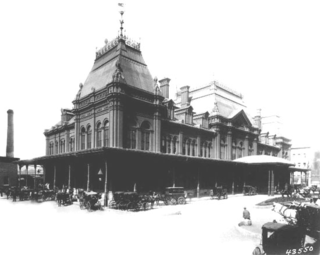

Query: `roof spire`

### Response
(118, 3, 125, 39)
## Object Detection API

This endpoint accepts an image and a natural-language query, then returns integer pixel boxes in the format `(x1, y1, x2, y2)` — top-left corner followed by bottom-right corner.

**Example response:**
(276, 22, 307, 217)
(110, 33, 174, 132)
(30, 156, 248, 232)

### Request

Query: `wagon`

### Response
(162, 187, 186, 205)
(210, 186, 228, 200)
(243, 185, 257, 196)
(79, 191, 102, 211)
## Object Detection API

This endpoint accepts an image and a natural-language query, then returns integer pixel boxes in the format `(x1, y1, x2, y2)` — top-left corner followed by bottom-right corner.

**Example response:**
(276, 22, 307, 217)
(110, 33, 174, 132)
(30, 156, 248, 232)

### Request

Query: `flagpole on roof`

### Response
(118, 3, 125, 38)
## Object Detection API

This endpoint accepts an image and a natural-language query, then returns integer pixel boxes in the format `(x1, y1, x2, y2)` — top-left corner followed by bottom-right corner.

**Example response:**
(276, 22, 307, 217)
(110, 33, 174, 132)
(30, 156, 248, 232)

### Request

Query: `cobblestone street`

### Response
(0, 194, 281, 255)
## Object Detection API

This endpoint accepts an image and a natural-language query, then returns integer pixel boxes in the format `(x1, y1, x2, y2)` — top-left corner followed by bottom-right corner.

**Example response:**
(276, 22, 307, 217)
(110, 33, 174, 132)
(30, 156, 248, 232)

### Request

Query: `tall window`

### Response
(248, 142, 253, 156)
(3, 176, 9, 185)
(161, 135, 166, 153)
(104, 121, 109, 147)
(182, 139, 186, 155)
(173, 137, 177, 154)
(97, 123, 102, 147)
(81, 127, 86, 150)
(237, 141, 243, 158)
(167, 136, 171, 154)
(69, 138, 74, 152)
(141, 121, 151, 151)
(55, 141, 59, 154)
(127, 130, 136, 149)
(60, 140, 65, 153)
(187, 140, 191, 156)
(192, 140, 195, 156)
(87, 126, 92, 149)
(232, 141, 236, 160)
(208, 143, 211, 158)
(220, 138, 226, 159)
(49, 142, 54, 155)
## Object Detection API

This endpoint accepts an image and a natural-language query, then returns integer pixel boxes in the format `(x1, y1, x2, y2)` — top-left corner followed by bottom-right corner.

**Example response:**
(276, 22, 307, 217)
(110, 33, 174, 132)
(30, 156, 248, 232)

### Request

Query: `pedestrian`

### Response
(243, 207, 251, 220)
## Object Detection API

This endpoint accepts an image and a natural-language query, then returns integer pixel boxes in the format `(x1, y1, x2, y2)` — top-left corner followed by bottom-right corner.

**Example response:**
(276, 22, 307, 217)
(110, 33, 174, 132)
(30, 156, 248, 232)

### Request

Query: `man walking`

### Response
(243, 207, 251, 220)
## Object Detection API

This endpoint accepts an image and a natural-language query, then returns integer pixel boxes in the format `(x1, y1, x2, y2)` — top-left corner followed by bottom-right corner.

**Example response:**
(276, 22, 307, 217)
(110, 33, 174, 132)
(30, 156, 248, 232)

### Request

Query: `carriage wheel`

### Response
(86, 201, 91, 211)
(108, 200, 116, 209)
(170, 198, 177, 205)
(178, 197, 185, 205)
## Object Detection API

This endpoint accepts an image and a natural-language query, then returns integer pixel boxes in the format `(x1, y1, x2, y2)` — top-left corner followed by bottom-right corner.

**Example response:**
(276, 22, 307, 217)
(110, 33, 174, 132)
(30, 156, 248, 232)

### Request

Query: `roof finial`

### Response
(118, 3, 125, 39)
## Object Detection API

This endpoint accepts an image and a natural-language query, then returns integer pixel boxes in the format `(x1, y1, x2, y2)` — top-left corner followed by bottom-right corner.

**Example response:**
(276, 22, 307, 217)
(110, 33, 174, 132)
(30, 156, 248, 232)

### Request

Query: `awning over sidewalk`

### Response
(233, 155, 295, 166)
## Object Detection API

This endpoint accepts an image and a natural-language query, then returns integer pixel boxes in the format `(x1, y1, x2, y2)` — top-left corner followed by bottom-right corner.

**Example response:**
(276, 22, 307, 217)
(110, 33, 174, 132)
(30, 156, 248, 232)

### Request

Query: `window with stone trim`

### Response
(87, 126, 92, 149)
(69, 137, 74, 152)
(60, 140, 65, 153)
(208, 143, 211, 158)
(220, 137, 227, 159)
(55, 141, 59, 154)
(166, 136, 171, 154)
(161, 135, 166, 153)
(141, 121, 151, 151)
(192, 140, 196, 156)
(104, 120, 109, 147)
(173, 136, 177, 154)
(232, 141, 236, 160)
(248, 142, 253, 156)
(237, 141, 244, 158)
(97, 123, 102, 148)
(81, 127, 86, 150)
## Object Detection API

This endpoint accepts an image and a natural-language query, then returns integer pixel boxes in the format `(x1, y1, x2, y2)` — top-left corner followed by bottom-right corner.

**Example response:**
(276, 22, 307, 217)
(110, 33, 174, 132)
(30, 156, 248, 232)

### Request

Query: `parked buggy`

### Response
(79, 191, 102, 211)
(243, 185, 257, 196)
(210, 186, 228, 200)
(163, 187, 186, 205)
(56, 190, 73, 206)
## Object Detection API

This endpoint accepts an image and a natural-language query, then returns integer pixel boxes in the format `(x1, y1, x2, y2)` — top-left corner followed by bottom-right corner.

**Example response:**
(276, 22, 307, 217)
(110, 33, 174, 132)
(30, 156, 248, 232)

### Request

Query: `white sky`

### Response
(1, 0, 319, 160)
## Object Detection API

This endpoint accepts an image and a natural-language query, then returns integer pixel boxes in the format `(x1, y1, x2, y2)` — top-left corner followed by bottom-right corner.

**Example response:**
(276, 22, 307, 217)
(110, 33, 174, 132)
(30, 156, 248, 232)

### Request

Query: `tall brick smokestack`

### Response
(6, 109, 14, 157)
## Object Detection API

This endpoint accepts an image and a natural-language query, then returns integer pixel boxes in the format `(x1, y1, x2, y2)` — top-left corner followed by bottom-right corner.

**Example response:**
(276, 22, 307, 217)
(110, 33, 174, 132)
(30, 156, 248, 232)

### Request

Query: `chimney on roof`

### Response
(254, 108, 262, 130)
(6, 109, 14, 158)
(159, 78, 170, 98)
(180, 86, 190, 108)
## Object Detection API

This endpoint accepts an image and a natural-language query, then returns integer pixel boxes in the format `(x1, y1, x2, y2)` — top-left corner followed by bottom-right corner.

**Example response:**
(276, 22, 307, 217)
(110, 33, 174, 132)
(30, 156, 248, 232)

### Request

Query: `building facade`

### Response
(16, 14, 294, 198)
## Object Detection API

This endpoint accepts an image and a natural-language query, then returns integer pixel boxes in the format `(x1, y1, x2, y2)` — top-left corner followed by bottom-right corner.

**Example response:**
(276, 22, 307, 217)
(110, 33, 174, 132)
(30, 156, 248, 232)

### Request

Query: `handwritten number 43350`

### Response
(286, 246, 313, 254)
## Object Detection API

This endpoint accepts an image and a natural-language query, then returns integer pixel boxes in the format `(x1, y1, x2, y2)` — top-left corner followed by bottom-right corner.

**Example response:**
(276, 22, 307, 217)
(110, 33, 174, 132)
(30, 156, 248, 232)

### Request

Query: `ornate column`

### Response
(244, 136, 249, 157)
(18, 165, 21, 188)
(26, 165, 28, 187)
(227, 129, 232, 160)
(253, 137, 258, 155)
(68, 164, 71, 189)
(53, 165, 56, 189)
(271, 170, 275, 196)
(104, 160, 108, 206)
(172, 169, 175, 187)
(87, 163, 90, 191)
(197, 169, 200, 198)
(178, 132, 183, 155)
(109, 98, 115, 147)
(215, 129, 221, 159)
(197, 136, 201, 157)
(268, 170, 271, 196)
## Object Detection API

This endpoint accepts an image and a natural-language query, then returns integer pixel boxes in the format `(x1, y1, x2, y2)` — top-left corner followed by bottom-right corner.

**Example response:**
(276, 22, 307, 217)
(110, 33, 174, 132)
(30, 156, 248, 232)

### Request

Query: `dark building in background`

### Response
(0, 110, 19, 189)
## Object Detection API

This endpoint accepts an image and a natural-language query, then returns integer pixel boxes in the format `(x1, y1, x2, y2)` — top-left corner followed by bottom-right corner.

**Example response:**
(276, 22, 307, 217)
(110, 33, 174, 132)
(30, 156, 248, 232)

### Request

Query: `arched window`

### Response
(96, 123, 102, 147)
(248, 142, 253, 156)
(104, 120, 109, 147)
(166, 136, 171, 154)
(187, 139, 191, 156)
(220, 137, 227, 159)
(49, 142, 54, 155)
(60, 140, 65, 153)
(192, 140, 196, 156)
(203, 142, 207, 158)
(232, 141, 236, 160)
(55, 140, 59, 154)
(69, 137, 74, 152)
(208, 143, 211, 158)
(127, 121, 136, 149)
(81, 127, 86, 150)
(87, 126, 92, 149)
(173, 137, 177, 154)
(141, 121, 151, 151)
(182, 139, 186, 155)
(161, 135, 166, 153)
(237, 141, 243, 158)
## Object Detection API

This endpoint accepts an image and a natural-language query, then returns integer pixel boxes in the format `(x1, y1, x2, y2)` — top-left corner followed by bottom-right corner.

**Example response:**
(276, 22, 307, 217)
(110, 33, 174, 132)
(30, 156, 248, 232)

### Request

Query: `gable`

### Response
(231, 110, 252, 127)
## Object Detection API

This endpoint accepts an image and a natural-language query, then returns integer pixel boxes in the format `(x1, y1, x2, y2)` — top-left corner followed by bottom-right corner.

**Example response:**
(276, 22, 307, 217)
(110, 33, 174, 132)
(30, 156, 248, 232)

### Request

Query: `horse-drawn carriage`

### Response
(154, 187, 187, 205)
(210, 186, 228, 200)
(78, 190, 102, 211)
(243, 185, 257, 196)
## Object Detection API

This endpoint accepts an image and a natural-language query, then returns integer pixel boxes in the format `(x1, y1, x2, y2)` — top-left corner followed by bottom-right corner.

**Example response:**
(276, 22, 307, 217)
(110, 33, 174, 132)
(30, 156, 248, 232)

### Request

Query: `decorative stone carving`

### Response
(112, 61, 126, 83)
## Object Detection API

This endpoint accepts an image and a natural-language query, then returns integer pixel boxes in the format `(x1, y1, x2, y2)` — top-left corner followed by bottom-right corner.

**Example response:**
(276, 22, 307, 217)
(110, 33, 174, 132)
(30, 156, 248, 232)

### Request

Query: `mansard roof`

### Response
(79, 37, 154, 99)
